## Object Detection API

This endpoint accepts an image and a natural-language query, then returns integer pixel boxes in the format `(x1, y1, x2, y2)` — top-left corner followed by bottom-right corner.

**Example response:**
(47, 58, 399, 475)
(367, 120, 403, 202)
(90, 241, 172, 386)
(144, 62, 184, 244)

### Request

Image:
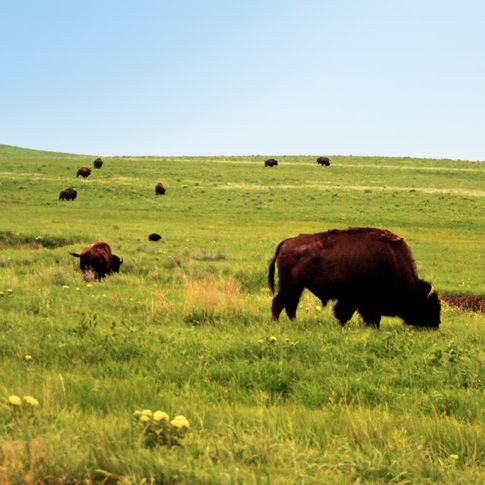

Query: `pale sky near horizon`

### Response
(1, 0, 484, 159)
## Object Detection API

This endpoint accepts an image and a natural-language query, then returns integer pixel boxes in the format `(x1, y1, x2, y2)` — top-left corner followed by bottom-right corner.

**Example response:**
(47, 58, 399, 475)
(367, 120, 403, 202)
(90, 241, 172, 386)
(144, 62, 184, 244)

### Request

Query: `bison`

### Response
(148, 233, 162, 242)
(59, 188, 77, 201)
(264, 158, 278, 167)
(155, 183, 166, 195)
(77, 167, 91, 178)
(93, 157, 103, 169)
(69, 242, 122, 280)
(317, 156, 330, 166)
(268, 227, 440, 328)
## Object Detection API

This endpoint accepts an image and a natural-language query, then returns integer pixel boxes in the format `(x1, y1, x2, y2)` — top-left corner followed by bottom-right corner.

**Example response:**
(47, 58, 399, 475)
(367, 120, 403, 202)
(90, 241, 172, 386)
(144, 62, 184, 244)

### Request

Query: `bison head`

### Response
(405, 279, 441, 328)
(111, 255, 123, 273)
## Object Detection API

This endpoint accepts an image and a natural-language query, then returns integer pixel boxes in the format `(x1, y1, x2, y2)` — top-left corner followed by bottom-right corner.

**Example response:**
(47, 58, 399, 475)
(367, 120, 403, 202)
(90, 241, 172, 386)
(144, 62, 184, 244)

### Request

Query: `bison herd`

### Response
(61, 156, 331, 200)
(59, 157, 167, 202)
(264, 157, 331, 167)
(60, 154, 443, 329)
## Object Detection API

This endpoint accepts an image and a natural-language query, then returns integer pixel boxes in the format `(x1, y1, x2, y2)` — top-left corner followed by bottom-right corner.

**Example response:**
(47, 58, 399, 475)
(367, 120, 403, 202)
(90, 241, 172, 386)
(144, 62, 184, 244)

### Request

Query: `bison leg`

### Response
(284, 287, 303, 320)
(271, 293, 285, 320)
(358, 307, 381, 328)
(333, 300, 356, 326)
(271, 287, 303, 321)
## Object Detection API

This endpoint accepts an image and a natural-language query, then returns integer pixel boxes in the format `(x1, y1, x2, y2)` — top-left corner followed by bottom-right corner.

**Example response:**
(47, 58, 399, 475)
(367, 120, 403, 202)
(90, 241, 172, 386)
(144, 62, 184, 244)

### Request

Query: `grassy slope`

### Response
(0, 145, 484, 483)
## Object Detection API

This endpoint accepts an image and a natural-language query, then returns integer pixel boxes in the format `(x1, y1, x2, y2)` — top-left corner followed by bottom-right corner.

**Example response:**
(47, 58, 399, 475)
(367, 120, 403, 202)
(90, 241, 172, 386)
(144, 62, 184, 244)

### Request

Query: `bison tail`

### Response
(69, 252, 81, 258)
(268, 240, 285, 294)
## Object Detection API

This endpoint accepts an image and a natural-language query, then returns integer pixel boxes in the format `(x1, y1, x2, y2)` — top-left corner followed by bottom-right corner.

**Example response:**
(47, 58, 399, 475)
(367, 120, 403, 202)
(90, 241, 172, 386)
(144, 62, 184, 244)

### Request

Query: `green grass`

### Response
(0, 144, 484, 483)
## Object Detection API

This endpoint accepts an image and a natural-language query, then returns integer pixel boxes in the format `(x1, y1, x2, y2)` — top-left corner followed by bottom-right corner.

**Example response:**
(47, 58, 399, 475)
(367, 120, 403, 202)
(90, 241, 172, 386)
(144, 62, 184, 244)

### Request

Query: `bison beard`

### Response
(70, 242, 122, 280)
(268, 227, 441, 328)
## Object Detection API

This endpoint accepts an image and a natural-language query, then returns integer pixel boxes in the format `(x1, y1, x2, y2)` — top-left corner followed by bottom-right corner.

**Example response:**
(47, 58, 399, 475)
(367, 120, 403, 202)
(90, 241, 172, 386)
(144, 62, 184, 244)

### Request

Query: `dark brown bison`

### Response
(317, 156, 330, 166)
(93, 157, 103, 169)
(77, 167, 91, 178)
(59, 188, 77, 201)
(264, 158, 278, 167)
(148, 233, 162, 242)
(268, 227, 440, 328)
(69, 242, 122, 280)
(155, 183, 166, 195)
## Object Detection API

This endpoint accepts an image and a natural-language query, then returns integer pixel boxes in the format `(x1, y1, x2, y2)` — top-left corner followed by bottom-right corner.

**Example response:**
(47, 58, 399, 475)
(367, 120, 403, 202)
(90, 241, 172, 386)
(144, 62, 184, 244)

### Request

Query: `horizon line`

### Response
(1, 143, 483, 163)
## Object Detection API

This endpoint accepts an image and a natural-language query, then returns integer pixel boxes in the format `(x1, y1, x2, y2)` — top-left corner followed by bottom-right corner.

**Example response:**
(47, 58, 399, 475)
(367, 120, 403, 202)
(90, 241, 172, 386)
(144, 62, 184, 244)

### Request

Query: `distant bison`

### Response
(77, 167, 91, 178)
(148, 233, 162, 242)
(264, 158, 278, 167)
(59, 188, 77, 201)
(93, 157, 103, 169)
(317, 156, 330, 166)
(155, 183, 166, 195)
(268, 227, 440, 328)
(70, 242, 123, 280)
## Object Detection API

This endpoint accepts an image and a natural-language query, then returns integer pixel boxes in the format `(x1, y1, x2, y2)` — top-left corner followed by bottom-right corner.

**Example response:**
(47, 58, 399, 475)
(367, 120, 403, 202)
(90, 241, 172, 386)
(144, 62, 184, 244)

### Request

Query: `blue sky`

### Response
(1, 0, 484, 158)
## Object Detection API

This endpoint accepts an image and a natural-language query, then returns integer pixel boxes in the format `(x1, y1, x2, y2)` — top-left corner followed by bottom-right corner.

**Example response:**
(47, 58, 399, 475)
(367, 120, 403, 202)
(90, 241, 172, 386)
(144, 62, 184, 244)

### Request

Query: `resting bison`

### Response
(59, 188, 77, 201)
(155, 183, 166, 195)
(264, 158, 278, 167)
(268, 227, 440, 328)
(148, 233, 162, 242)
(317, 156, 330, 166)
(70, 242, 122, 280)
(77, 167, 91, 178)
(93, 157, 103, 169)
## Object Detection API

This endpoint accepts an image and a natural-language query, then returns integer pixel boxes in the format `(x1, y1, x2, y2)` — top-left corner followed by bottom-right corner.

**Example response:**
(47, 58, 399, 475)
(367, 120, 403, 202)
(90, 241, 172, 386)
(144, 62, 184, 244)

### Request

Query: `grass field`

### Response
(0, 143, 484, 483)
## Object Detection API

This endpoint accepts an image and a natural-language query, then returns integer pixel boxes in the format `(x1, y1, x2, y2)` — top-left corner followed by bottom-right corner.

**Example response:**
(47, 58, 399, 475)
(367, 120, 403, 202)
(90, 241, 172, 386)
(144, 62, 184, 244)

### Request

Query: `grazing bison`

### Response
(77, 167, 91, 178)
(268, 227, 440, 328)
(317, 156, 330, 166)
(93, 157, 103, 169)
(264, 158, 278, 167)
(59, 188, 77, 201)
(155, 183, 166, 195)
(148, 233, 162, 242)
(70, 242, 122, 280)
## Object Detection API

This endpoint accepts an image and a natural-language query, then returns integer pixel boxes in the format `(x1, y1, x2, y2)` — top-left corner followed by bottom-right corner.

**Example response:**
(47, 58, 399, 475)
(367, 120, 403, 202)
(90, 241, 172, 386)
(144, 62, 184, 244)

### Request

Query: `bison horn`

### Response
(427, 286, 436, 299)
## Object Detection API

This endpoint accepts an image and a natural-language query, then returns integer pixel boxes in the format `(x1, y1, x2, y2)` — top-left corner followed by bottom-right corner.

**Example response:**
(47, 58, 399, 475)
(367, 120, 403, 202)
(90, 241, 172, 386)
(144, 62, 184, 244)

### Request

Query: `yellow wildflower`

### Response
(139, 415, 150, 423)
(23, 396, 39, 407)
(24, 354, 33, 361)
(86, 283, 93, 288)
(7, 395, 22, 406)
(269, 336, 277, 343)
(62, 285, 70, 289)
(133, 410, 142, 416)
(170, 415, 190, 429)
(258, 339, 264, 345)
(6, 289, 13, 294)
(141, 409, 152, 417)
(76, 287, 81, 291)
(449, 454, 459, 460)
(153, 410, 169, 422)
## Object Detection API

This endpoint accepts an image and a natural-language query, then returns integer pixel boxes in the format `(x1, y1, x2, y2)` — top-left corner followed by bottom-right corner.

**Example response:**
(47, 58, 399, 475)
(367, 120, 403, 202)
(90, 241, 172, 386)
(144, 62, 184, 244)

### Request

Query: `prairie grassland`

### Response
(0, 144, 484, 483)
